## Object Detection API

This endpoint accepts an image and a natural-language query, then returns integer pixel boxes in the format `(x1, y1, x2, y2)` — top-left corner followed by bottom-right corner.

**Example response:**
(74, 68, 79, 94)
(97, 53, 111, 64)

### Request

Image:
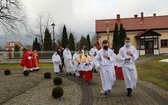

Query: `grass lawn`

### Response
(0, 63, 54, 70)
(137, 55, 168, 90)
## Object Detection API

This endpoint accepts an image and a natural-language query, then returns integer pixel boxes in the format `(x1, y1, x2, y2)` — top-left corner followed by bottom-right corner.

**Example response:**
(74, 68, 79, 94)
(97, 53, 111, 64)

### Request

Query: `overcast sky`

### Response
(23, 0, 168, 36)
(0, 0, 168, 47)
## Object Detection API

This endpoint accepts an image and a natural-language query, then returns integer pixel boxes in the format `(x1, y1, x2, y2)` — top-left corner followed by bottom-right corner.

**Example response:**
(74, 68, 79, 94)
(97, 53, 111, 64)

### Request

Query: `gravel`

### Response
(0, 73, 82, 105)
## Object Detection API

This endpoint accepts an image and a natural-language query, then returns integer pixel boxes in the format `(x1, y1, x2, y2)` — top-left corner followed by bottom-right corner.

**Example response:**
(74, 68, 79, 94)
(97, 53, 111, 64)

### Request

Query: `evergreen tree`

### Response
(122, 28, 127, 45)
(14, 45, 20, 58)
(61, 25, 69, 49)
(79, 36, 87, 50)
(119, 23, 127, 48)
(43, 28, 53, 51)
(112, 23, 119, 54)
(33, 37, 41, 51)
(14, 45, 20, 51)
(86, 34, 91, 50)
(69, 33, 75, 51)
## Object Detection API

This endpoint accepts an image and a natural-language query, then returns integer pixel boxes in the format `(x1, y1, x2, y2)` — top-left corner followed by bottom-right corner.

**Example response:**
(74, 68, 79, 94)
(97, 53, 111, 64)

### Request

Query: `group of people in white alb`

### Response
(52, 37, 139, 98)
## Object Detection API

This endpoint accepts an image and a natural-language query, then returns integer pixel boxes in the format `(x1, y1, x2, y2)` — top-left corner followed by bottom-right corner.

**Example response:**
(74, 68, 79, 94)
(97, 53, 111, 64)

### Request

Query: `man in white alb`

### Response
(89, 43, 98, 73)
(63, 45, 74, 75)
(118, 37, 139, 97)
(95, 40, 116, 98)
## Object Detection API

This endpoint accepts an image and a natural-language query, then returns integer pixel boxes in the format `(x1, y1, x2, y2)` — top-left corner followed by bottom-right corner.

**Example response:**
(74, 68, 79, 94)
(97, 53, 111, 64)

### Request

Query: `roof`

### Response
(135, 29, 161, 38)
(5, 41, 22, 48)
(96, 13, 168, 33)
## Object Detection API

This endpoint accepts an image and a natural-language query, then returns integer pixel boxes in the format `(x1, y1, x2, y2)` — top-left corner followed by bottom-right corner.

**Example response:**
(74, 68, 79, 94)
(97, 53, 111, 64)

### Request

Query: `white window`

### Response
(10, 43, 15, 47)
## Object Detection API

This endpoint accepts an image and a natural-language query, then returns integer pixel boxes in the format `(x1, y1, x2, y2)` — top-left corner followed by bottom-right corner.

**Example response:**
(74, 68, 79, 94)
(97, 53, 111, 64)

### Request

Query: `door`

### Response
(145, 41, 153, 54)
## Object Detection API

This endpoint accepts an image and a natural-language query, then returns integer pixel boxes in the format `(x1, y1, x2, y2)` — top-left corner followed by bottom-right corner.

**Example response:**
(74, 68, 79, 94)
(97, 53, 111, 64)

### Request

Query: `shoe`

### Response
(69, 73, 73, 76)
(104, 91, 108, 98)
(66, 73, 69, 76)
(94, 71, 98, 73)
(73, 73, 76, 77)
(55, 72, 58, 75)
(127, 88, 132, 97)
(86, 82, 89, 85)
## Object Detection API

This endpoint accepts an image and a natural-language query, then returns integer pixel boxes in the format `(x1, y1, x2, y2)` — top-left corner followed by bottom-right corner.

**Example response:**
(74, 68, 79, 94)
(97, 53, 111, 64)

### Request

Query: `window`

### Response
(10, 43, 15, 47)
(140, 39, 144, 45)
(154, 39, 156, 45)
(161, 39, 168, 47)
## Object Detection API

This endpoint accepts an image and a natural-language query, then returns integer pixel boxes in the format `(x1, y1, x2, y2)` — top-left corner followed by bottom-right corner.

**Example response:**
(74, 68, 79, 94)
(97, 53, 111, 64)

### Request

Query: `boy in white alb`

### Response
(72, 49, 80, 77)
(52, 51, 61, 75)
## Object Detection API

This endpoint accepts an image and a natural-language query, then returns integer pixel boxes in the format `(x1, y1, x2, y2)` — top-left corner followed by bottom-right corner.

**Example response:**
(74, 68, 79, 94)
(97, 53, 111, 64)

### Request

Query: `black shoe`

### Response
(94, 70, 98, 73)
(69, 73, 73, 76)
(55, 72, 58, 76)
(86, 82, 89, 85)
(73, 73, 76, 77)
(66, 73, 69, 76)
(127, 88, 132, 97)
(104, 91, 108, 98)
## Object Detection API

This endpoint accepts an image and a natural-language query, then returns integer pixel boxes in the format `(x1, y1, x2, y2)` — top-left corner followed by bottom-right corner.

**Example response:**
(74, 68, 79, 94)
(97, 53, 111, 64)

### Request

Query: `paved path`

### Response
(58, 71, 168, 105)
(60, 55, 168, 105)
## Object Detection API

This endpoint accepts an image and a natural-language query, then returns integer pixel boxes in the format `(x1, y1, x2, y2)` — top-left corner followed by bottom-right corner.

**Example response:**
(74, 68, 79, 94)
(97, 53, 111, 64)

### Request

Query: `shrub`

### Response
(44, 72, 51, 79)
(52, 86, 63, 98)
(4, 69, 11, 75)
(23, 70, 29, 76)
(53, 77, 63, 85)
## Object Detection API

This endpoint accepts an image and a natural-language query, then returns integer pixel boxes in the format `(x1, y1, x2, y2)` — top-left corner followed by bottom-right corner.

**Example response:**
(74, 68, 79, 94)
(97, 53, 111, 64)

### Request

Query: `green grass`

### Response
(0, 63, 54, 70)
(137, 55, 148, 60)
(137, 55, 168, 90)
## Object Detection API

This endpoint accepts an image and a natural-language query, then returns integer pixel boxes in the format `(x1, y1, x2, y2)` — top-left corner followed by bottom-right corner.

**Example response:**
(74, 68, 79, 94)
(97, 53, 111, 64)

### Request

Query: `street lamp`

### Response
(51, 23, 55, 51)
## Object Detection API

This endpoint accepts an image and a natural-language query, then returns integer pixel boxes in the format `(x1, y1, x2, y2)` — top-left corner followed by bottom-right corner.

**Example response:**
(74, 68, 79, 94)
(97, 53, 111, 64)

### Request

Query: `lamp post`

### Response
(51, 23, 55, 51)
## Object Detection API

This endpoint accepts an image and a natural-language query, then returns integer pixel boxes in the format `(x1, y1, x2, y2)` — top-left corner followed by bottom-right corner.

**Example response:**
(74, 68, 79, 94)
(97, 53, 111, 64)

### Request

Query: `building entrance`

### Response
(145, 40, 153, 54)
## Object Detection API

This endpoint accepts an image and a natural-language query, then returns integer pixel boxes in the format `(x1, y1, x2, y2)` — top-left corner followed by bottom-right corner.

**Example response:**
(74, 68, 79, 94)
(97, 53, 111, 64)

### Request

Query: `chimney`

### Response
(141, 12, 144, 20)
(153, 13, 156, 17)
(134, 14, 138, 18)
(117, 14, 120, 21)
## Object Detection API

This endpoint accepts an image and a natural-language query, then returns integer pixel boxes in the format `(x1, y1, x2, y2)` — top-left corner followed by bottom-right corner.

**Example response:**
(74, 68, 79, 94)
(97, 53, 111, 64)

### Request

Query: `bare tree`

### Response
(0, 0, 27, 34)
(35, 12, 53, 50)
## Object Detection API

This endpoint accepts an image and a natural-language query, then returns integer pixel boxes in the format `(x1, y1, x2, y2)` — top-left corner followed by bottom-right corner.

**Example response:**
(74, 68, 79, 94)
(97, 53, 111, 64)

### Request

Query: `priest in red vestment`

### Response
(32, 50, 39, 71)
(20, 48, 33, 71)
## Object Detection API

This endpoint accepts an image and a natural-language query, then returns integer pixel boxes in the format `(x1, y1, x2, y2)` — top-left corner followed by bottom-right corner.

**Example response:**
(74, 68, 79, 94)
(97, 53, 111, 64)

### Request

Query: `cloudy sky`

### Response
(23, 0, 168, 36)
(0, 0, 168, 47)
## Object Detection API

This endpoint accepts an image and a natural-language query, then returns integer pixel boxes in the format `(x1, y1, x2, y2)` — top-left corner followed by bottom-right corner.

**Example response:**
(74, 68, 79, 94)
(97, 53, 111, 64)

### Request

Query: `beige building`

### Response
(95, 12, 168, 55)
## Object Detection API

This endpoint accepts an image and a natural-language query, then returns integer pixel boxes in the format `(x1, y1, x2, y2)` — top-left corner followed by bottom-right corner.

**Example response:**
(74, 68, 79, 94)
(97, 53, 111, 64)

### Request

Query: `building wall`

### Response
(98, 33, 113, 48)
(156, 30, 168, 54)
(98, 31, 140, 49)
(97, 29, 168, 55)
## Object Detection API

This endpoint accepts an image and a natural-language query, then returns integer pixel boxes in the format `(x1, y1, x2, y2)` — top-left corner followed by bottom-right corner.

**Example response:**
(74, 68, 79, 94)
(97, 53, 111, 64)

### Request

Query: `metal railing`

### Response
(0, 51, 75, 60)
